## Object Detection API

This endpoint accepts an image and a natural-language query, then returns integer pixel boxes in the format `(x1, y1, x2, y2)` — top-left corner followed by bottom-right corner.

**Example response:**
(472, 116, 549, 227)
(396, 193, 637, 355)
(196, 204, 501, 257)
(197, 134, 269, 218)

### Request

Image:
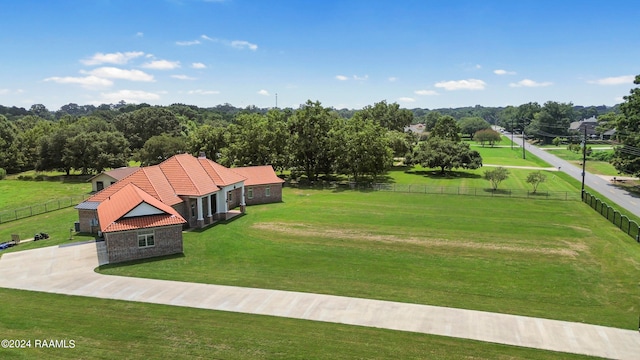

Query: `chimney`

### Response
(198, 151, 206, 159)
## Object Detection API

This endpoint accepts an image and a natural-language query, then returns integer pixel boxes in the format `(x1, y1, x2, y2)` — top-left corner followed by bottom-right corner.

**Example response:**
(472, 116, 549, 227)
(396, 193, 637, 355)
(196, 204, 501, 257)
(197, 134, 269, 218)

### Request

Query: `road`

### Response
(507, 133, 640, 219)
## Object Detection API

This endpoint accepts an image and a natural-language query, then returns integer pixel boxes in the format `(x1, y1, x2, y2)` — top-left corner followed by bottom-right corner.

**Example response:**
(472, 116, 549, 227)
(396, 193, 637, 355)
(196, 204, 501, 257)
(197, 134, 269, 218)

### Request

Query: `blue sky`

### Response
(1, 0, 639, 111)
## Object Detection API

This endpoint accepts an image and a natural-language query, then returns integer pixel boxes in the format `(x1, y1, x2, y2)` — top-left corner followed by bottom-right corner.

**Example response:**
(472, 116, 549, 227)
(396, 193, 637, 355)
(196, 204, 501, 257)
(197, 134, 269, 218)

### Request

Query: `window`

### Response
(247, 188, 253, 199)
(265, 186, 271, 197)
(228, 191, 233, 202)
(191, 203, 196, 217)
(96, 181, 104, 191)
(138, 229, 155, 248)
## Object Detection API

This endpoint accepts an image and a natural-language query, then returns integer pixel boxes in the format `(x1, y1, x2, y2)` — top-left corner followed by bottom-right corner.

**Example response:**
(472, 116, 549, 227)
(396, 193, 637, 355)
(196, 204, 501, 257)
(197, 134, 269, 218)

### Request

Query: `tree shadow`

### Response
(404, 169, 482, 180)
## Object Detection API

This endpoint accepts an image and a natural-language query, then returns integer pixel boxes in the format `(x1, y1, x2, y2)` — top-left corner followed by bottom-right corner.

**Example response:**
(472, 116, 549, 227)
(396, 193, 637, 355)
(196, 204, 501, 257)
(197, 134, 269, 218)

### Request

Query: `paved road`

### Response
(508, 133, 640, 219)
(1, 241, 639, 359)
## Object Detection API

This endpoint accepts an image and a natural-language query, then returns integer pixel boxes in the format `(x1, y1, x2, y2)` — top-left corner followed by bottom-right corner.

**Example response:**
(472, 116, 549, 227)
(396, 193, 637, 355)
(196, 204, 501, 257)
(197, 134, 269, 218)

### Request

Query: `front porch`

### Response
(187, 184, 246, 229)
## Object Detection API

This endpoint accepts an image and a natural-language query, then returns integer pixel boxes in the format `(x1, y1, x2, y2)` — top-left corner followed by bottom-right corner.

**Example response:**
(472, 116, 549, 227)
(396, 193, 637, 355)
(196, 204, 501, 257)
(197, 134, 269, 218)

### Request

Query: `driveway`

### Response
(1, 242, 639, 359)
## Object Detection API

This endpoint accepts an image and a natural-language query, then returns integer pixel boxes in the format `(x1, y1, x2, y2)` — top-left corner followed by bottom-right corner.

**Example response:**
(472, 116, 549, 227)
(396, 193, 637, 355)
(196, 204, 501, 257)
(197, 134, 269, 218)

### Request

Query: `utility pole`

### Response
(511, 119, 514, 150)
(581, 126, 587, 196)
(275, 93, 278, 109)
(522, 128, 526, 159)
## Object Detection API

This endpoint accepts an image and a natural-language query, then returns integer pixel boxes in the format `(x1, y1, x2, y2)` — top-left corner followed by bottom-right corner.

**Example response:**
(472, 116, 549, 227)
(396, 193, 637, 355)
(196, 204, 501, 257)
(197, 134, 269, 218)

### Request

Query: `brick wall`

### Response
(104, 225, 183, 264)
(245, 183, 282, 205)
(78, 209, 98, 233)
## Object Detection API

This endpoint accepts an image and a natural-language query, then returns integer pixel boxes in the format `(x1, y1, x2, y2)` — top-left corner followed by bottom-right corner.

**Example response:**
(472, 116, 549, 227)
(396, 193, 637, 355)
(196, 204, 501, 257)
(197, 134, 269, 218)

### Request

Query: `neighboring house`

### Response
(405, 123, 426, 134)
(89, 166, 139, 192)
(75, 153, 284, 264)
(569, 116, 598, 137)
(602, 128, 617, 141)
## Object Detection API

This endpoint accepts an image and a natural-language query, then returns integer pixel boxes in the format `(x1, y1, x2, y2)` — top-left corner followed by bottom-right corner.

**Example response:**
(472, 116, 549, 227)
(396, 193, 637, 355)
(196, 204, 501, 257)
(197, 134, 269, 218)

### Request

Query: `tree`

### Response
(473, 129, 501, 147)
(527, 101, 573, 144)
(332, 114, 393, 182)
(484, 167, 509, 190)
(288, 100, 338, 181)
(386, 130, 414, 157)
(459, 117, 491, 138)
(358, 100, 413, 132)
(410, 137, 482, 174)
(137, 134, 187, 166)
(112, 107, 181, 150)
(611, 75, 640, 176)
(526, 171, 547, 193)
(430, 115, 461, 142)
(188, 125, 228, 162)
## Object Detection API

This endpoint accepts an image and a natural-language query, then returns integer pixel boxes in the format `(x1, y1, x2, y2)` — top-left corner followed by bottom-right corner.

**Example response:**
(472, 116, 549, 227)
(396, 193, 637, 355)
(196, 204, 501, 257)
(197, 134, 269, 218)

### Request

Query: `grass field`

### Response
(0, 288, 593, 360)
(100, 189, 640, 330)
(541, 148, 619, 176)
(0, 179, 91, 210)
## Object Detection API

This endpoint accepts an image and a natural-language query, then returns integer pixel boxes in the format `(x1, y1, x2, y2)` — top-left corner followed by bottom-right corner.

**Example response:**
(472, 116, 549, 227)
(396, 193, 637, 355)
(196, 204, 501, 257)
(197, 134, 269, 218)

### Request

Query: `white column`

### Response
(223, 189, 228, 212)
(240, 185, 246, 206)
(207, 194, 213, 217)
(196, 197, 204, 221)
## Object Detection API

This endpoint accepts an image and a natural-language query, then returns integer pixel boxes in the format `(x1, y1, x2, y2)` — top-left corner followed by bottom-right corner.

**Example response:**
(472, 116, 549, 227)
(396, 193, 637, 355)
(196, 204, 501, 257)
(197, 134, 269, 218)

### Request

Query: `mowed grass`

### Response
(541, 148, 619, 176)
(100, 188, 640, 330)
(0, 179, 91, 210)
(0, 289, 594, 360)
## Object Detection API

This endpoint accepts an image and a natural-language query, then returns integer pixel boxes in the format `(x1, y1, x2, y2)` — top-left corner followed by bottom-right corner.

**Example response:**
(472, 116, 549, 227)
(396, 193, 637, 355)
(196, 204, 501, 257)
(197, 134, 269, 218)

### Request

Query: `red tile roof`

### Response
(159, 154, 222, 196)
(87, 166, 139, 182)
(97, 183, 186, 233)
(199, 158, 247, 186)
(232, 165, 284, 186)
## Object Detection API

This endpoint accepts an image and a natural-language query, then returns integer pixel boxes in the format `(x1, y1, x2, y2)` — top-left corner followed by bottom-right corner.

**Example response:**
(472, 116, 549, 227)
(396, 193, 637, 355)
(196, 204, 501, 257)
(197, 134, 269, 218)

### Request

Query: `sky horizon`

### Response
(1, 0, 639, 111)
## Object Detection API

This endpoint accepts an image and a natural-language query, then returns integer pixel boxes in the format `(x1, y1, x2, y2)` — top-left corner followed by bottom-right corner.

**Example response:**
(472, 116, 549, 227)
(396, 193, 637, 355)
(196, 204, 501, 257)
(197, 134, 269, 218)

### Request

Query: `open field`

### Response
(100, 188, 640, 330)
(0, 179, 91, 210)
(541, 148, 619, 176)
(0, 288, 594, 360)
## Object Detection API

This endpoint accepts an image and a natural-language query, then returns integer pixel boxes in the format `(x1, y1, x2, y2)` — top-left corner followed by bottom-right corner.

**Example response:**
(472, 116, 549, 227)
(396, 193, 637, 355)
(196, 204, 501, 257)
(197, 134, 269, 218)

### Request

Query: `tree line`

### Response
(0, 82, 639, 180)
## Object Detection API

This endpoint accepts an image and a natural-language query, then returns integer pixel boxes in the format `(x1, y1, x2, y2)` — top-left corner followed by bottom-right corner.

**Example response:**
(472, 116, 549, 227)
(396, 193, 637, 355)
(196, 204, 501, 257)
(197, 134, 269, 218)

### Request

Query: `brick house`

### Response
(88, 166, 139, 192)
(75, 154, 284, 264)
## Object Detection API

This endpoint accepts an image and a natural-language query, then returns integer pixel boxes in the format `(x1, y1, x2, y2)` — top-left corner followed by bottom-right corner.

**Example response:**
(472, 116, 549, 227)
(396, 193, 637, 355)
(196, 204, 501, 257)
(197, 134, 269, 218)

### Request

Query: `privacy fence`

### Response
(0, 195, 89, 224)
(582, 190, 640, 242)
(288, 182, 579, 201)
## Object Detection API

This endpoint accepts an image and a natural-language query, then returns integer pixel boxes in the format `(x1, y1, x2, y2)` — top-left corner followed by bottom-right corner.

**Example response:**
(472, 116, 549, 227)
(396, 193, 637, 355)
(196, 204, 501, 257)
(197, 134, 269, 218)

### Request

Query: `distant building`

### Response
(88, 166, 139, 192)
(405, 123, 426, 134)
(569, 116, 598, 137)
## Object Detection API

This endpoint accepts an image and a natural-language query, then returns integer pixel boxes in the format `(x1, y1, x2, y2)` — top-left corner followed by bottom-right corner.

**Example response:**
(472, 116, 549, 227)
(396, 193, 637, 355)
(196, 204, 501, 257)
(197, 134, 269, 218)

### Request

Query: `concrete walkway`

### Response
(1, 242, 639, 359)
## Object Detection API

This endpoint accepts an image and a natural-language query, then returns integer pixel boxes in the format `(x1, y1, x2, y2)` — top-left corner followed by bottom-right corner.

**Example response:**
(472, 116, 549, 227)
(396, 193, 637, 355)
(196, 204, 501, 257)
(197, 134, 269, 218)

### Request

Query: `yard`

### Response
(100, 188, 640, 330)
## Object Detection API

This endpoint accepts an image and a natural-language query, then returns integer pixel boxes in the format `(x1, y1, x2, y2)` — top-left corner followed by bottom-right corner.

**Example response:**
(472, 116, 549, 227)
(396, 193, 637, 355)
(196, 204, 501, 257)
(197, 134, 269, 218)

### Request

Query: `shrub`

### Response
(0, 168, 6, 180)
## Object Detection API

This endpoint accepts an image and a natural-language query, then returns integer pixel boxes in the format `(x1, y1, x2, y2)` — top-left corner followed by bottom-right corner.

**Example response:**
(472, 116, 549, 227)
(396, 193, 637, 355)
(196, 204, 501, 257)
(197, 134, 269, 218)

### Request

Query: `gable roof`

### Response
(88, 167, 183, 206)
(159, 154, 222, 196)
(232, 165, 284, 186)
(97, 183, 186, 233)
(88, 166, 139, 182)
(199, 157, 247, 186)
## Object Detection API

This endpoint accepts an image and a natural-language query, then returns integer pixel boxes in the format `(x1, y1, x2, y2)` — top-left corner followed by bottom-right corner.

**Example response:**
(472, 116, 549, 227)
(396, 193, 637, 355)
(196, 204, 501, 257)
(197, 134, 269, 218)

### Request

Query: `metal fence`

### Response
(0, 195, 89, 224)
(582, 190, 640, 242)
(287, 182, 579, 201)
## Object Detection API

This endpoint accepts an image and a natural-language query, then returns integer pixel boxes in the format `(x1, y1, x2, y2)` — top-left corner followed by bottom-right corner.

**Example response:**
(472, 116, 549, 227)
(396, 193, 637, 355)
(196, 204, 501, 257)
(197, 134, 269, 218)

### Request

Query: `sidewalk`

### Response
(1, 242, 639, 359)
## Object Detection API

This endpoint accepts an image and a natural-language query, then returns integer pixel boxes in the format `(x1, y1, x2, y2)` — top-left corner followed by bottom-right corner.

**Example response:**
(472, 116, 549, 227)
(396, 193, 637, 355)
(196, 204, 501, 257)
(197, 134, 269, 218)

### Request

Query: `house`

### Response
(88, 166, 139, 192)
(405, 123, 426, 134)
(75, 153, 284, 264)
(569, 116, 598, 137)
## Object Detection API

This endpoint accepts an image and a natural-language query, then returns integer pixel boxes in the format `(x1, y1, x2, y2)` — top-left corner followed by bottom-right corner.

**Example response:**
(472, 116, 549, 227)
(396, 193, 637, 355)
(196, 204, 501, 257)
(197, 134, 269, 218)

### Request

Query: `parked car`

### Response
(0, 240, 17, 250)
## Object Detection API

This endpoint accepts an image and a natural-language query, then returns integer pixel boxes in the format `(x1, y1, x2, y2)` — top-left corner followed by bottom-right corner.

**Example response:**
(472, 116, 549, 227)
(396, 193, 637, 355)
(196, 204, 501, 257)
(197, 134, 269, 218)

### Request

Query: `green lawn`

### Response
(100, 188, 640, 330)
(541, 148, 619, 176)
(0, 179, 91, 211)
(0, 289, 594, 360)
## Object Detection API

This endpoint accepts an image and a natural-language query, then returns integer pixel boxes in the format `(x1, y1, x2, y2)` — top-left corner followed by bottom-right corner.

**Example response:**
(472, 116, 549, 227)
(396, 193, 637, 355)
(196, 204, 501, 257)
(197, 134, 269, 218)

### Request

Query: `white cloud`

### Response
(201, 34, 216, 41)
(257, 89, 270, 96)
(435, 79, 486, 91)
(82, 67, 155, 82)
(509, 79, 552, 88)
(231, 40, 258, 51)
(191, 62, 207, 69)
(135, 32, 144, 37)
(81, 51, 145, 65)
(353, 74, 368, 81)
(414, 89, 438, 96)
(397, 97, 416, 103)
(188, 89, 221, 95)
(388, 77, 398, 82)
(176, 40, 201, 46)
(0, 89, 9, 95)
(44, 75, 113, 89)
(171, 74, 196, 80)
(587, 75, 635, 86)
(100, 90, 161, 103)
(335, 75, 349, 81)
(142, 60, 181, 70)
(494, 69, 516, 75)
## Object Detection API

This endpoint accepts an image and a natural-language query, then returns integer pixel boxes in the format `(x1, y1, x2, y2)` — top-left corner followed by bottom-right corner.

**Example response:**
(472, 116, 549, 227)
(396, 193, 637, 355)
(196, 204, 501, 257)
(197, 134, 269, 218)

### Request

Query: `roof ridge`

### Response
(143, 165, 171, 201)
(173, 154, 205, 194)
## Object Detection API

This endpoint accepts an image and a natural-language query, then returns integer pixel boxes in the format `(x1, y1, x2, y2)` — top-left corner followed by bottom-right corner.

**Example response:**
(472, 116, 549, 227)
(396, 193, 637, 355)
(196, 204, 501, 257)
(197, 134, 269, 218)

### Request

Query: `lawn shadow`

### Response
(405, 169, 482, 180)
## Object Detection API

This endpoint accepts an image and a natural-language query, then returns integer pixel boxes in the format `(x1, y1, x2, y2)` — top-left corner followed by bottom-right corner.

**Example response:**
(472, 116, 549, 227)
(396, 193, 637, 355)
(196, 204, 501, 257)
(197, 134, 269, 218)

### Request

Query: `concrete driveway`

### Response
(1, 242, 639, 359)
